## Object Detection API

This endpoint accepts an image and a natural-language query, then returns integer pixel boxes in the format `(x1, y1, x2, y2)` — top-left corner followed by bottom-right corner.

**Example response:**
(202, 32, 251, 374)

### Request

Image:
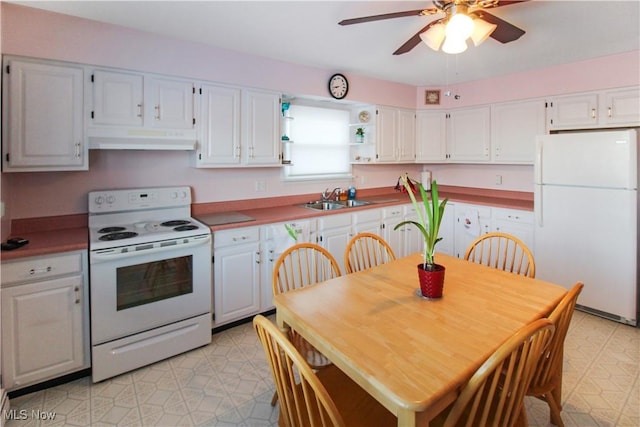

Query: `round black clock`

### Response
(328, 73, 349, 99)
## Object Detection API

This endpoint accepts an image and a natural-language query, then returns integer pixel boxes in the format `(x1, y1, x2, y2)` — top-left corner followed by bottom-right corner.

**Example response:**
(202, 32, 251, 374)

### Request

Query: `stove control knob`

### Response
(170, 192, 178, 199)
(106, 195, 115, 204)
(95, 196, 104, 205)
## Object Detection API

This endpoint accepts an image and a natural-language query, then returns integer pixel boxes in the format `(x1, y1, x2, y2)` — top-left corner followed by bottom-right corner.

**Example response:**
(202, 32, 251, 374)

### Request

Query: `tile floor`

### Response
(5, 310, 639, 427)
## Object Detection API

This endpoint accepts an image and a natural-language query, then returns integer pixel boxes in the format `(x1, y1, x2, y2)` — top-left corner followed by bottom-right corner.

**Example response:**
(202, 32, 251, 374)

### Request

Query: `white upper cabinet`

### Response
(88, 68, 197, 148)
(547, 87, 640, 130)
(195, 88, 281, 167)
(245, 89, 281, 166)
(415, 111, 446, 162)
(491, 99, 546, 164)
(2, 57, 87, 172)
(196, 84, 242, 166)
(91, 69, 144, 126)
(375, 106, 415, 162)
(446, 106, 490, 162)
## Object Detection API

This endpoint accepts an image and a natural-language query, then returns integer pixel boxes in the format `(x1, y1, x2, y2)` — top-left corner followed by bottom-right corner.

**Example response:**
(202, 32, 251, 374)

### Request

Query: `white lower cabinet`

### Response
(381, 206, 404, 258)
(454, 203, 492, 258)
(437, 202, 456, 257)
(261, 220, 315, 311)
(317, 213, 352, 274)
(1, 251, 89, 391)
(492, 208, 534, 251)
(352, 208, 382, 236)
(213, 226, 261, 327)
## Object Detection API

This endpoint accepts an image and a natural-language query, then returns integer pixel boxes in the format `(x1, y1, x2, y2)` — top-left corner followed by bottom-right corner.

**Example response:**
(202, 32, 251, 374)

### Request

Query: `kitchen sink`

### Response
(300, 201, 346, 211)
(299, 199, 372, 211)
(337, 199, 371, 207)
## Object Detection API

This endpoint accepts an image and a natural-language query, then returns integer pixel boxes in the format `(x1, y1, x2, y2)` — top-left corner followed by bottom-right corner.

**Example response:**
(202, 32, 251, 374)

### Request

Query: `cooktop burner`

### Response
(98, 226, 127, 233)
(174, 225, 198, 231)
(161, 220, 191, 227)
(99, 231, 139, 241)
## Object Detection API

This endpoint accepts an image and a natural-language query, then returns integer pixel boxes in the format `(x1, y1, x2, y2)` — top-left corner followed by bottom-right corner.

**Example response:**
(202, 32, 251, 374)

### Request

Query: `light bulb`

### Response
(471, 18, 497, 46)
(446, 13, 474, 40)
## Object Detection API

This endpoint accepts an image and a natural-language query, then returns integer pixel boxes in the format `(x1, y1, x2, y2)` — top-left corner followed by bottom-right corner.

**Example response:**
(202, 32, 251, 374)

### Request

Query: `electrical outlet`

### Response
(0, 201, 4, 218)
(495, 175, 502, 185)
(255, 180, 266, 192)
(359, 176, 367, 185)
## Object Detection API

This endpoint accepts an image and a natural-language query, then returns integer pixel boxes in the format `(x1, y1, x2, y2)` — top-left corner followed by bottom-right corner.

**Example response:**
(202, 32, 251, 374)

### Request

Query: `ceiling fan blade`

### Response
(393, 21, 439, 55)
(475, 10, 525, 43)
(338, 8, 437, 26)
(490, 0, 530, 8)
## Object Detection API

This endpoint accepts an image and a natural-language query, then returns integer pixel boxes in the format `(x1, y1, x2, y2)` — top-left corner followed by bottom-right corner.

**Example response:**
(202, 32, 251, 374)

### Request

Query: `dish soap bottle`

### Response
(348, 186, 356, 200)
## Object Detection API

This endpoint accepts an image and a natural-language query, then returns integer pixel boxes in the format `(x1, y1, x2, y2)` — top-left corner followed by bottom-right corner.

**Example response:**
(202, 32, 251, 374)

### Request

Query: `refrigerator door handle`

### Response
(534, 139, 543, 185)
(534, 185, 543, 227)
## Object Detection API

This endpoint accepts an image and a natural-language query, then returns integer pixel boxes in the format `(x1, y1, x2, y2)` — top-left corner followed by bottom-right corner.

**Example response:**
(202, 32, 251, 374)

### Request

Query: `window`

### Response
(283, 103, 351, 180)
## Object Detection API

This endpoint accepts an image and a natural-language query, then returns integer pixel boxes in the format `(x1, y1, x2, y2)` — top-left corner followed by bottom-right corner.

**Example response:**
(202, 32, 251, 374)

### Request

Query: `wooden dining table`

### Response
(273, 252, 568, 427)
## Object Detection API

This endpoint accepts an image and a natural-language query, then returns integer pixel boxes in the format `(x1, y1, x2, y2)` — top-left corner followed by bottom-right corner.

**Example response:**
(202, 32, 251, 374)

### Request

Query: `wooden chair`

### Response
(527, 282, 584, 427)
(253, 315, 396, 427)
(344, 232, 396, 274)
(464, 232, 536, 278)
(434, 318, 555, 427)
(271, 243, 341, 405)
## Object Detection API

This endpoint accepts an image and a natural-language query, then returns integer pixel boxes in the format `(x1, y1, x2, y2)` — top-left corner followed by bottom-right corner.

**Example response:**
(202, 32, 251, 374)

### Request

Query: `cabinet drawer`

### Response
(492, 208, 533, 224)
(353, 208, 380, 224)
(318, 213, 351, 229)
(2, 252, 83, 286)
(214, 227, 260, 248)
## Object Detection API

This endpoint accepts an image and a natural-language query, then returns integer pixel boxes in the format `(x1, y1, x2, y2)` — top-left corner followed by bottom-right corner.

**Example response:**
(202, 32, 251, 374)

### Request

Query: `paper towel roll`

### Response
(421, 171, 432, 191)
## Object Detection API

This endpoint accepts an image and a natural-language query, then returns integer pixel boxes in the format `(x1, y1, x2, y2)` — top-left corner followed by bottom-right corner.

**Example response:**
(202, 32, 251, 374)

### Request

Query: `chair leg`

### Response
(270, 390, 279, 407)
(545, 391, 565, 427)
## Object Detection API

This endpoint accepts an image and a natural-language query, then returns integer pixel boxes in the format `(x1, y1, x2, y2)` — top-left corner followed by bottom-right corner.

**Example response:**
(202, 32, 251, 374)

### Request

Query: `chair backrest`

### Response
(444, 318, 555, 427)
(253, 314, 345, 427)
(344, 232, 396, 274)
(528, 282, 583, 394)
(464, 232, 536, 278)
(273, 243, 342, 296)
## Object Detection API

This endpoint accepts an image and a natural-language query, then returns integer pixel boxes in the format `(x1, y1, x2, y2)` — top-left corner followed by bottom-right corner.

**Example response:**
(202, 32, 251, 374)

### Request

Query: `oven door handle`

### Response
(91, 234, 211, 263)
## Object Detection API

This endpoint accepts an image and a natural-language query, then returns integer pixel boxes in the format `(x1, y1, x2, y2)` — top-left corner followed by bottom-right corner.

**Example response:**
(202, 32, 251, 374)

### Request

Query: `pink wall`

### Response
(417, 51, 640, 109)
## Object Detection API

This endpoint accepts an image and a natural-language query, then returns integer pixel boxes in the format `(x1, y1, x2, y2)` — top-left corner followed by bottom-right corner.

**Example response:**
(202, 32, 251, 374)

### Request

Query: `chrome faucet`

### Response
(322, 187, 341, 201)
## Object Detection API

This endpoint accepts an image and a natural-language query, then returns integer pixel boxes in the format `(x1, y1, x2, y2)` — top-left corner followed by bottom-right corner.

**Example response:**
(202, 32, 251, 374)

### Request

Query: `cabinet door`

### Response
(2, 276, 84, 391)
(382, 206, 404, 258)
(403, 204, 423, 257)
(198, 84, 241, 165)
(447, 107, 490, 162)
(454, 203, 492, 258)
(213, 241, 261, 326)
(397, 109, 415, 162)
(149, 77, 195, 129)
(318, 213, 352, 274)
(92, 69, 144, 126)
(3, 59, 86, 171)
(245, 90, 281, 165)
(547, 93, 598, 130)
(437, 203, 455, 257)
(602, 87, 640, 127)
(491, 100, 546, 164)
(375, 106, 397, 162)
(415, 111, 446, 162)
(492, 208, 534, 253)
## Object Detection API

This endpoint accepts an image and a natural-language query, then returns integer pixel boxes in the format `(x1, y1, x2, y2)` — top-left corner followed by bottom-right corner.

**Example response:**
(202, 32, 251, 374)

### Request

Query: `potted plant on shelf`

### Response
(355, 127, 365, 143)
(394, 173, 449, 299)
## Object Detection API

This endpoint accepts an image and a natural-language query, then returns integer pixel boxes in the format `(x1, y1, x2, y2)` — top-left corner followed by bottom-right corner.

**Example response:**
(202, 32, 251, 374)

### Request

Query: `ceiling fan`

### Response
(339, 0, 528, 55)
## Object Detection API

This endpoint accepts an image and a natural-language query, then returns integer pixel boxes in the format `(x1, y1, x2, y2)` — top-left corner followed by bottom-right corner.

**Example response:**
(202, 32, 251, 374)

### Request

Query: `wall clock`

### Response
(328, 73, 349, 99)
(425, 89, 441, 105)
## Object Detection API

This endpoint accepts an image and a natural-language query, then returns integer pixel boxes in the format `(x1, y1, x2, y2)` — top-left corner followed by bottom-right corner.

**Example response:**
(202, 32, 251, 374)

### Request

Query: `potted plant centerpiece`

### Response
(394, 173, 449, 299)
(355, 127, 365, 143)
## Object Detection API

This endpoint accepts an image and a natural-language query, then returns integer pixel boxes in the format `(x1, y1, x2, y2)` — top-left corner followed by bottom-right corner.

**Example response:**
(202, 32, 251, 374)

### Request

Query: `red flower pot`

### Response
(417, 263, 445, 299)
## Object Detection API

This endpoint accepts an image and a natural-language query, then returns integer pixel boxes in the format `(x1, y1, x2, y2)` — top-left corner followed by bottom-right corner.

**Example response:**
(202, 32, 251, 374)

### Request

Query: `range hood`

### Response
(87, 128, 197, 150)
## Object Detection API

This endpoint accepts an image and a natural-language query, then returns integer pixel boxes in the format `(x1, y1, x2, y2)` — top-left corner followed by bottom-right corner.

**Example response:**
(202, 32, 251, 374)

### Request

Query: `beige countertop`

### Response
(2, 186, 532, 260)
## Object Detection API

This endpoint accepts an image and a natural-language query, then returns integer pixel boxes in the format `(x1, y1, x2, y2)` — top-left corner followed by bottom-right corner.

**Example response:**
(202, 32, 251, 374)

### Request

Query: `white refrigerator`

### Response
(534, 129, 638, 326)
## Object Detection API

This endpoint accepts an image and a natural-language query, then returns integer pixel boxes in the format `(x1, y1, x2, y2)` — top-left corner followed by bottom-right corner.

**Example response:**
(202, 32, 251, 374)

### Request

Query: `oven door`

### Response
(90, 234, 212, 345)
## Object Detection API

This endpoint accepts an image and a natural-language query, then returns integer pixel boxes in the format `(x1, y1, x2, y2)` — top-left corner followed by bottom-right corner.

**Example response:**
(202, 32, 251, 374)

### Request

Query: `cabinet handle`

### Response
(154, 105, 160, 120)
(29, 266, 52, 275)
(137, 104, 143, 118)
(74, 286, 80, 304)
(75, 142, 81, 158)
(255, 252, 261, 264)
(591, 108, 596, 119)
(608, 107, 612, 118)
(235, 145, 241, 158)
(232, 236, 249, 241)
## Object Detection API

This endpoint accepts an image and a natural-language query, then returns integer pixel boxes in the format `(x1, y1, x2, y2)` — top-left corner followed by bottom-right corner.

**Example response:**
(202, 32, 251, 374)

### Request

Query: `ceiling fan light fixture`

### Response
(420, 23, 446, 51)
(442, 36, 468, 54)
(470, 18, 497, 46)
